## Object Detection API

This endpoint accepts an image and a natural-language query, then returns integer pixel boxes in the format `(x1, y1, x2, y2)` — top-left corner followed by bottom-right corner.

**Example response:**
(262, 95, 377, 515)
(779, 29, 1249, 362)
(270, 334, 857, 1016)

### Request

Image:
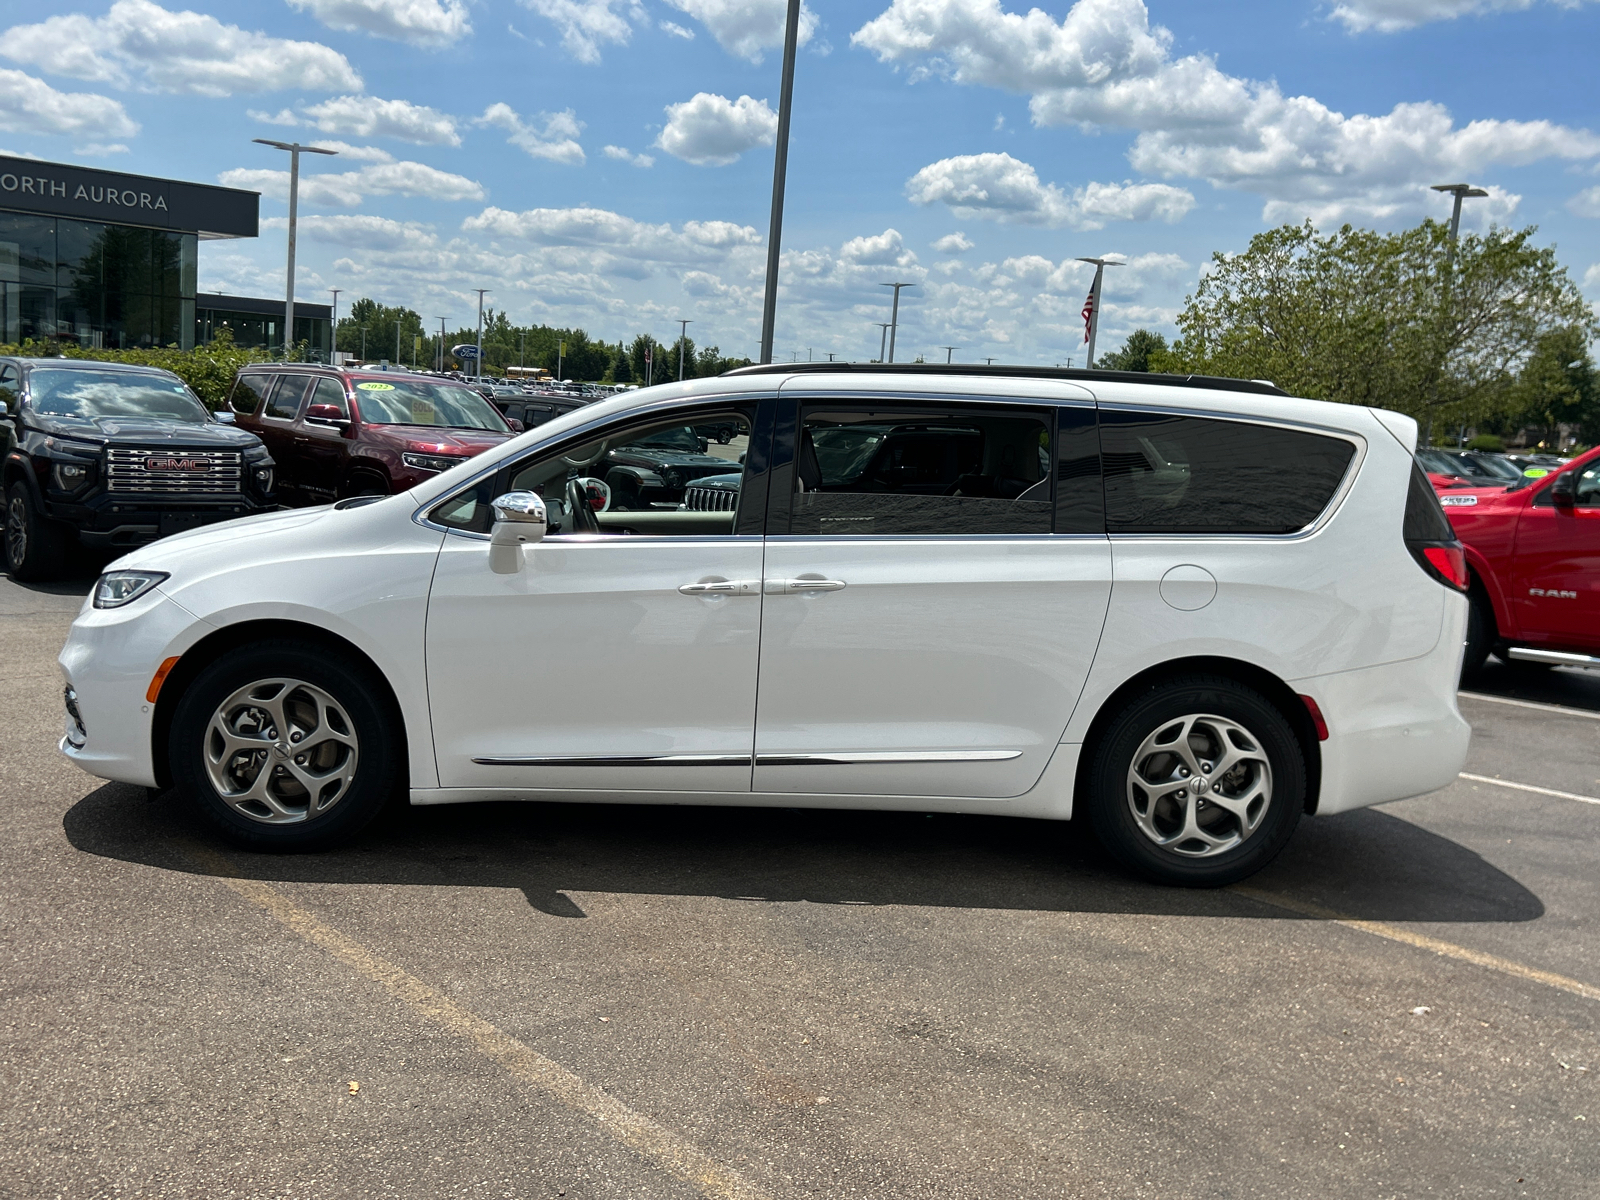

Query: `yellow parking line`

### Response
(1458, 691, 1600, 721)
(1458, 771, 1600, 807)
(1232, 886, 1600, 1004)
(185, 843, 772, 1200)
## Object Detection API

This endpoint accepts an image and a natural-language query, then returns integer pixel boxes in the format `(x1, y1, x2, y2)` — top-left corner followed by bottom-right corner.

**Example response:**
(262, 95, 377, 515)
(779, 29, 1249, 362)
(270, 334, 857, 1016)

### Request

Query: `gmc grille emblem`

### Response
(145, 457, 210, 472)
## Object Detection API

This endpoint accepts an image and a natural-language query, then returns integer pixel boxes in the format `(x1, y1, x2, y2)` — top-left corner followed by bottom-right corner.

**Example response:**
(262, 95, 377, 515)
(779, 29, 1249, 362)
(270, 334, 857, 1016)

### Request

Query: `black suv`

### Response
(601, 424, 743, 509)
(1, 358, 277, 581)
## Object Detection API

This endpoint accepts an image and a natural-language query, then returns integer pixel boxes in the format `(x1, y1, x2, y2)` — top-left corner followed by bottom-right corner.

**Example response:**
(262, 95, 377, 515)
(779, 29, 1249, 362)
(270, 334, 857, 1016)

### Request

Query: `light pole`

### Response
(472, 289, 489, 379)
(1075, 256, 1123, 368)
(881, 281, 915, 363)
(328, 288, 340, 364)
(677, 318, 692, 380)
(941, 345, 958, 364)
(1432, 182, 1488, 268)
(253, 139, 337, 360)
(873, 322, 891, 363)
(436, 317, 449, 371)
(758, 0, 803, 364)
(1426, 183, 1488, 444)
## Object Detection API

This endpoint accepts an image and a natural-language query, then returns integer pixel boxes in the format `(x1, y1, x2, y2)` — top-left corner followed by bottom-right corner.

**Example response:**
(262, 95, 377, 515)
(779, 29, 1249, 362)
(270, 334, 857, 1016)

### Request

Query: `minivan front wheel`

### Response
(1086, 676, 1305, 887)
(169, 641, 400, 851)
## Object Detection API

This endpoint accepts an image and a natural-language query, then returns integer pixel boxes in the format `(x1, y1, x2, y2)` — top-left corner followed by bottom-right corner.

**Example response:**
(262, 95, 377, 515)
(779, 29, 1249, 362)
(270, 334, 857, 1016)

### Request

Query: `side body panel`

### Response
(1508, 493, 1600, 652)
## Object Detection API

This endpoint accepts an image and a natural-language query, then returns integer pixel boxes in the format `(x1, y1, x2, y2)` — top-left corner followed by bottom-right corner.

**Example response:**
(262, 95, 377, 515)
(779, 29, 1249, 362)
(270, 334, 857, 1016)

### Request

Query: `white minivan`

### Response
(58, 365, 1472, 886)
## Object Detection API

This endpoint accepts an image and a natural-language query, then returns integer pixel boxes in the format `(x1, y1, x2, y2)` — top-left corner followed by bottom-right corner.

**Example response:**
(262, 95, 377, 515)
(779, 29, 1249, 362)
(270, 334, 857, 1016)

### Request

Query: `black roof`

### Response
(722, 361, 1288, 397)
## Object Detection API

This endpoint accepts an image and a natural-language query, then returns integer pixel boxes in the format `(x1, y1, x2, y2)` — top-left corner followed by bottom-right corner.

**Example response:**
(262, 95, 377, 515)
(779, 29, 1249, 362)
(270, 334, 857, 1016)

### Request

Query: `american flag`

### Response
(1081, 288, 1095, 344)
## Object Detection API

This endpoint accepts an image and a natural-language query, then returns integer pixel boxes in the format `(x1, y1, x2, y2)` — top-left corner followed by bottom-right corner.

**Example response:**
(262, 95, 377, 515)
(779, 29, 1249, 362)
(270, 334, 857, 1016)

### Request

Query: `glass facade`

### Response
(0, 211, 197, 349)
(196, 305, 331, 360)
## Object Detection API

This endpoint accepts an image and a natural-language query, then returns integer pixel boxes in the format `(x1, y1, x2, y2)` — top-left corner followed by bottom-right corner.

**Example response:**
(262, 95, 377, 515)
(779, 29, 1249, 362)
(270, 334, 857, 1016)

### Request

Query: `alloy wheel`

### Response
(1125, 713, 1273, 857)
(5, 495, 26, 567)
(203, 677, 360, 824)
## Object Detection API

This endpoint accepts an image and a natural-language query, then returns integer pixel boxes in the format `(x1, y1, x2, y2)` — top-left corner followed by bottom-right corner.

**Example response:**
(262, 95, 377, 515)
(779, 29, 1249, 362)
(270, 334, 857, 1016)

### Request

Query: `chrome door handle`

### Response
(765, 578, 847, 595)
(678, 579, 760, 596)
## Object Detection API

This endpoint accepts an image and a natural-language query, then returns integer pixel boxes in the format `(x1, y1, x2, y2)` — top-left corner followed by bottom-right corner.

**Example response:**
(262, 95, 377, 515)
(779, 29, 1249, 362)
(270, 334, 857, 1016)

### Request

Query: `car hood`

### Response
(114, 504, 337, 572)
(360, 424, 510, 453)
(32, 413, 264, 449)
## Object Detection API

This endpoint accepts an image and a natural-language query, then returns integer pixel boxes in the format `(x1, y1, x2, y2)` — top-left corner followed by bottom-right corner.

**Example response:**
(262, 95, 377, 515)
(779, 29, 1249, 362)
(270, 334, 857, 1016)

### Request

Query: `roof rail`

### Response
(721, 361, 1288, 397)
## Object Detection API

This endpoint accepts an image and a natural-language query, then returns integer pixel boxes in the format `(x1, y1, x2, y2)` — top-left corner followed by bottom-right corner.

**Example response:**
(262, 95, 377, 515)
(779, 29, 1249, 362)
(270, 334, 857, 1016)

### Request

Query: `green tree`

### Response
(339, 298, 425, 365)
(0, 326, 250, 409)
(1155, 220, 1596, 439)
(1501, 325, 1599, 447)
(1098, 329, 1168, 372)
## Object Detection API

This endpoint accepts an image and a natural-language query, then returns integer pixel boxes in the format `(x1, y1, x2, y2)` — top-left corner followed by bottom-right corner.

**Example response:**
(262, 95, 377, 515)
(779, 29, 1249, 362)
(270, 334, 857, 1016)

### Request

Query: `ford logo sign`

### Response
(145, 457, 210, 472)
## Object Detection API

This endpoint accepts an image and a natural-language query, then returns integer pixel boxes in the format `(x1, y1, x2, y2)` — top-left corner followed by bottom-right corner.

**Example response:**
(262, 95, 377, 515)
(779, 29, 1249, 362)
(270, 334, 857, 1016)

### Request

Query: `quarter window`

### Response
(229, 374, 272, 416)
(787, 405, 1053, 536)
(1100, 411, 1356, 535)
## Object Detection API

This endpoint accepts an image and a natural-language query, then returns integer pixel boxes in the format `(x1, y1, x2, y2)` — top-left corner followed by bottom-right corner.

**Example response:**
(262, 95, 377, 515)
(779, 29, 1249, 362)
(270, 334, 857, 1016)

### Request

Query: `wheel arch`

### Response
(1461, 548, 1511, 639)
(151, 617, 408, 790)
(1072, 655, 1323, 816)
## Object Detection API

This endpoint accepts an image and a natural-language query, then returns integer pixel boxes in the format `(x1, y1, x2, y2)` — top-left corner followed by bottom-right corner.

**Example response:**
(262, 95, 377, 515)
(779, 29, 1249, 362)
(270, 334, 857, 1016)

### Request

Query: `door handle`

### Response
(765, 577, 847, 595)
(678, 579, 760, 596)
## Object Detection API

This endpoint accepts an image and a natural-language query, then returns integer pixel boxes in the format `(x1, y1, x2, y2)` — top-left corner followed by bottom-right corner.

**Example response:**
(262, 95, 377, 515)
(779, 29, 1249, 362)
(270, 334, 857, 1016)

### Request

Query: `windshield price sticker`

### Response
(356, 382, 395, 391)
(411, 399, 436, 423)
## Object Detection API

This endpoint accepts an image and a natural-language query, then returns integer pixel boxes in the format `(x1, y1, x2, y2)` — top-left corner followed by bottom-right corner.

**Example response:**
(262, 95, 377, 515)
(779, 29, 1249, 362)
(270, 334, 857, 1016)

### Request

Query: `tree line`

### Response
(334, 299, 751, 384)
(1098, 218, 1597, 449)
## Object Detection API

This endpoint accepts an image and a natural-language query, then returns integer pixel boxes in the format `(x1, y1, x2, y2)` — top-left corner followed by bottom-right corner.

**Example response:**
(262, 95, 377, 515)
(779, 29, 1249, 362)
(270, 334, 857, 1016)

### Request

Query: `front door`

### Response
(751, 393, 1112, 800)
(290, 376, 352, 503)
(1510, 458, 1600, 651)
(256, 374, 314, 498)
(426, 403, 769, 793)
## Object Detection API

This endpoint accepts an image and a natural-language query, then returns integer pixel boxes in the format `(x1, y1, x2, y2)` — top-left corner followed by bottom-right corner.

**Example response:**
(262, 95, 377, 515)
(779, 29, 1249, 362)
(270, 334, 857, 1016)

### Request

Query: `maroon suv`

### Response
(225, 366, 517, 504)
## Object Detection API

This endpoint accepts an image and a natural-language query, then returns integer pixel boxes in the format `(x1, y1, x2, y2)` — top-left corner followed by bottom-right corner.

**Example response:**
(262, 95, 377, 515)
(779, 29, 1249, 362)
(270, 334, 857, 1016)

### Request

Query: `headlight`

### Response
(402, 451, 465, 474)
(93, 570, 169, 609)
(52, 461, 90, 490)
(662, 469, 684, 489)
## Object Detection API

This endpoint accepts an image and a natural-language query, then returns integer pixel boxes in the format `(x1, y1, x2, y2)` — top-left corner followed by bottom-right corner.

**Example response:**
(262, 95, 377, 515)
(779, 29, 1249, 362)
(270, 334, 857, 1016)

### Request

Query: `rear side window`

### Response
(1404, 461, 1456, 541)
(266, 376, 310, 421)
(1100, 411, 1356, 535)
(229, 374, 272, 415)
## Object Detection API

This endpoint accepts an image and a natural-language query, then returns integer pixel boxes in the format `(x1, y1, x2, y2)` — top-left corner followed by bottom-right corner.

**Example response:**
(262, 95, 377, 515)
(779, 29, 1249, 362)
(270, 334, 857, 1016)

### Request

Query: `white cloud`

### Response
(478, 103, 585, 166)
(262, 213, 436, 251)
(76, 142, 130, 156)
(301, 95, 461, 146)
(661, 20, 696, 38)
(461, 206, 762, 280)
(907, 152, 1193, 229)
(301, 141, 395, 163)
(517, 0, 644, 64)
(220, 159, 484, 207)
(248, 107, 300, 126)
(933, 231, 974, 253)
(1, 0, 361, 97)
(657, 93, 777, 165)
(1329, 0, 1592, 32)
(854, 0, 1600, 223)
(840, 228, 919, 268)
(287, 0, 471, 45)
(1568, 186, 1600, 219)
(1585, 263, 1600, 290)
(603, 144, 655, 168)
(661, 0, 818, 62)
(0, 68, 138, 139)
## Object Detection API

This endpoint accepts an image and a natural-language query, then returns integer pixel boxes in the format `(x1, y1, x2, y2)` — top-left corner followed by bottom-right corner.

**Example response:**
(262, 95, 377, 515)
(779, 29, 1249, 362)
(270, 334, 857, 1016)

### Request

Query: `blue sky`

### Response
(2, 0, 1598, 364)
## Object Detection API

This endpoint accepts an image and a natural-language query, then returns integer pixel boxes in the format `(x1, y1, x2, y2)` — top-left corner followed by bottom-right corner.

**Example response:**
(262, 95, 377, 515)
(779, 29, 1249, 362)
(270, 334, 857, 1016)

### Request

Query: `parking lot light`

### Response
(252, 139, 338, 360)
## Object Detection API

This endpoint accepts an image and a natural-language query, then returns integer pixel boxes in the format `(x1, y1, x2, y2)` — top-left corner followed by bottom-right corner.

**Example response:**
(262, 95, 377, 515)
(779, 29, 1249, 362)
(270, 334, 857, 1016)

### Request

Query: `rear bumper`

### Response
(1297, 591, 1471, 816)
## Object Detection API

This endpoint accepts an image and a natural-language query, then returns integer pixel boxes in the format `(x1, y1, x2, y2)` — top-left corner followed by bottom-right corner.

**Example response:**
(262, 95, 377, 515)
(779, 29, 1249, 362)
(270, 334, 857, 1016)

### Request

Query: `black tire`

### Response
(1461, 589, 1493, 681)
(168, 640, 402, 852)
(1085, 675, 1306, 887)
(5, 481, 68, 582)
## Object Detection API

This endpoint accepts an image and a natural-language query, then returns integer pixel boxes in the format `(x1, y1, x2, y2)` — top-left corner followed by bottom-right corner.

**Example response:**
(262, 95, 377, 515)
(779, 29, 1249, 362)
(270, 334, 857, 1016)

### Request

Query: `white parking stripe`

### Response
(1458, 691, 1600, 721)
(1458, 772, 1600, 807)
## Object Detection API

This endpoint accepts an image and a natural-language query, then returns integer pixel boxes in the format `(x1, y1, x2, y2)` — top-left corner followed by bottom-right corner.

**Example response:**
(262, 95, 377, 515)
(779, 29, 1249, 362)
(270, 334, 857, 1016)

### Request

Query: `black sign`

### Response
(0, 155, 258, 239)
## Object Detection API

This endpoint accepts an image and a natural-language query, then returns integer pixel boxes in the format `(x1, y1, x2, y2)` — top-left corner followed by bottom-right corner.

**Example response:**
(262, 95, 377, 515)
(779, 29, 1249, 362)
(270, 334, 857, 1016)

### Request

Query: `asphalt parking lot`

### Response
(2, 571, 1596, 1199)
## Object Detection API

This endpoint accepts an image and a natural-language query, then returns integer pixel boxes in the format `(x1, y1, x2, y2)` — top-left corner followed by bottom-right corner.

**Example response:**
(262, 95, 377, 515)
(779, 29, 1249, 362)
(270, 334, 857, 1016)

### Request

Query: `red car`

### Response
(225, 366, 517, 503)
(1436, 444, 1600, 675)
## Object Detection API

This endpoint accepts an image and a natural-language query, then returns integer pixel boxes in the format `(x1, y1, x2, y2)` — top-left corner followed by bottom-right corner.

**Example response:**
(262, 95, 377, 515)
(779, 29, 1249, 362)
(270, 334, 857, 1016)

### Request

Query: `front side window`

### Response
(308, 377, 348, 417)
(1100, 410, 1357, 535)
(29, 368, 211, 424)
(352, 379, 507, 432)
(787, 404, 1053, 536)
(433, 409, 755, 537)
(1576, 461, 1600, 507)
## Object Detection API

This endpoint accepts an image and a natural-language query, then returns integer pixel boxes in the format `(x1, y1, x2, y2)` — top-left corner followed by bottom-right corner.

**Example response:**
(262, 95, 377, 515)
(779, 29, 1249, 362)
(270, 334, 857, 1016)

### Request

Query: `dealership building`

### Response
(0, 154, 329, 356)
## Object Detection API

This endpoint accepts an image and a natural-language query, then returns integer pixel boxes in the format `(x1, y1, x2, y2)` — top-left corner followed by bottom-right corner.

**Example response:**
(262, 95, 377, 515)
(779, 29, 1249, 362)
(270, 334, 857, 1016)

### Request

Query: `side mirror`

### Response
(698, 436, 710, 453)
(507, 417, 525, 433)
(488, 490, 546, 573)
(212, 409, 236, 424)
(1550, 471, 1576, 507)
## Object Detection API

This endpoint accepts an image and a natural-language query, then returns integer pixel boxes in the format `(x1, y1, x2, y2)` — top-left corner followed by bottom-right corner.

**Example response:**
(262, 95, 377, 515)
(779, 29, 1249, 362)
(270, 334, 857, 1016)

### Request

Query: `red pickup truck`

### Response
(1432, 445, 1600, 677)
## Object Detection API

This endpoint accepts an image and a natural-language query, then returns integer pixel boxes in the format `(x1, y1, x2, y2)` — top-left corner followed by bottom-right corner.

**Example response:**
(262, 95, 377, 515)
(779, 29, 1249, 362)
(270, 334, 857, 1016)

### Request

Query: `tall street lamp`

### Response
(758, 0, 803, 364)
(941, 345, 958, 364)
(1075, 256, 1123, 368)
(873, 322, 891, 363)
(881, 282, 915, 363)
(253, 139, 337, 360)
(677, 318, 693, 380)
(328, 288, 340, 364)
(436, 317, 449, 372)
(472, 289, 489, 379)
(1432, 183, 1489, 269)
(1425, 183, 1488, 444)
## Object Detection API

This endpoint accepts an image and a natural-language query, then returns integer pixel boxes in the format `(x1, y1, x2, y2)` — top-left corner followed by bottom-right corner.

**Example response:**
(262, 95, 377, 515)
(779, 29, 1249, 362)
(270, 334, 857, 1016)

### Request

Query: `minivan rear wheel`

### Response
(1086, 676, 1305, 887)
(169, 640, 400, 851)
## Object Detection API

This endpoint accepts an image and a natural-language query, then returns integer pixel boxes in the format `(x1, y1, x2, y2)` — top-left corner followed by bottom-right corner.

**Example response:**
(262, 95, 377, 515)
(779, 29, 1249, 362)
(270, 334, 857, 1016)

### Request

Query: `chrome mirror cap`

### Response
(488, 491, 546, 573)
(491, 491, 547, 525)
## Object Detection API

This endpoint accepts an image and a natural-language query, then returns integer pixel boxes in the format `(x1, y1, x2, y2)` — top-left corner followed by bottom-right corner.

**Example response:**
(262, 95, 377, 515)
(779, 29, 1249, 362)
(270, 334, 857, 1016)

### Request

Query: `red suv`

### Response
(1436, 444, 1600, 676)
(225, 366, 516, 504)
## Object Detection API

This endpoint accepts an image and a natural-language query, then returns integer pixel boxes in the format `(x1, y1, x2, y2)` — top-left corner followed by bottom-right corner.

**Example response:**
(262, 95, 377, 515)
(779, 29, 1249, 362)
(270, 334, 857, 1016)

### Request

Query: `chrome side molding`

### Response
(755, 750, 1022, 766)
(1507, 647, 1600, 668)
(473, 753, 753, 767)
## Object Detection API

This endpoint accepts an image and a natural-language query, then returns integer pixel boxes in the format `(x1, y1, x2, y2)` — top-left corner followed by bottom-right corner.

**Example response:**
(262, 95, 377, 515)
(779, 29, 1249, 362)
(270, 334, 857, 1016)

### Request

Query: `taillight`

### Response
(1422, 545, 1468, 591)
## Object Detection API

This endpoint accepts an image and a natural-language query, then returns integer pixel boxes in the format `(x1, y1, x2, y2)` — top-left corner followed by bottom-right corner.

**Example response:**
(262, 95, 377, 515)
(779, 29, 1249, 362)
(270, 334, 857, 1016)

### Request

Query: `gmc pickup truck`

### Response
(1431, 445, 1600, 677)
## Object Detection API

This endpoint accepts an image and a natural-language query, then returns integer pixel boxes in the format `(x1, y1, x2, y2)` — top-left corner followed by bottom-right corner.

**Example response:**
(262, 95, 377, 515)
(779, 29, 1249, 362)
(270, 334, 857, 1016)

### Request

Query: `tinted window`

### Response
(0, 364, 16, 412)
(309, 377, 347, 417)
(1056, 405, 1103, 534)
(1404, 462, 1455, 541)
(30, 368, 210, 424)
(1100, 411, 1355, 535)
(266, 375, 310, 421)
(789, 405, 1052, 536)
(1577, 461, 1600, 507)
(230, 374, 272, 415)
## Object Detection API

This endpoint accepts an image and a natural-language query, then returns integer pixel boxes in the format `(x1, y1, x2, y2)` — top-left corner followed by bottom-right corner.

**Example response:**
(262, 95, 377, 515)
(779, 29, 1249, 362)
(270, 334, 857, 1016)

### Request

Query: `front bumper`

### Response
(57, 588, 205, 788)
(47, 493, 277, 549)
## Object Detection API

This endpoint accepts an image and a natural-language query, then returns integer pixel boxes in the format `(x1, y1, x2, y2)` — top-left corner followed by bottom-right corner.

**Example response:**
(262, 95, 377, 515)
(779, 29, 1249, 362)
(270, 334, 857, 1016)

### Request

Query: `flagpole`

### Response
(1075, 256, 1122, 368)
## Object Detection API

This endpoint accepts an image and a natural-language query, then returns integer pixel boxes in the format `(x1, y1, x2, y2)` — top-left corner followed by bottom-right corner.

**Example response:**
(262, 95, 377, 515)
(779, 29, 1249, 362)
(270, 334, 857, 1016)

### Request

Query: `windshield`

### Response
(1466, 454, 1523, 481)
(351, 378, 507, 431)
(30, 368, 211, 423)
